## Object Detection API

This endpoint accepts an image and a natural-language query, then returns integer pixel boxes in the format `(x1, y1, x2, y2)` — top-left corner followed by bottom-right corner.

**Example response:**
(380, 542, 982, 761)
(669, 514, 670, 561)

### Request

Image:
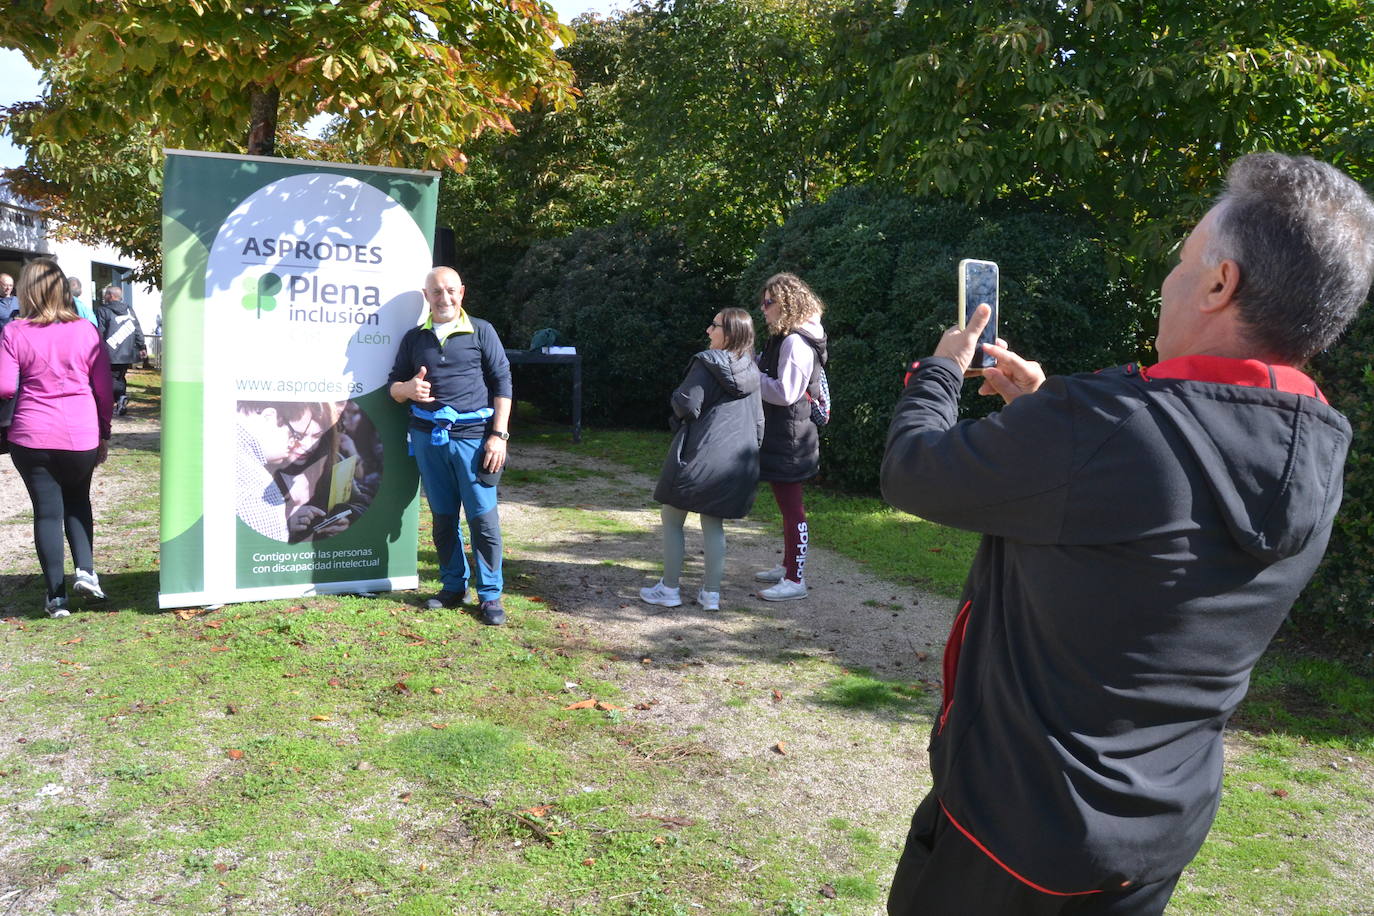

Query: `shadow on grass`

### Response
(0, 569, 164, 617)
(1228, 650, 1374, 751)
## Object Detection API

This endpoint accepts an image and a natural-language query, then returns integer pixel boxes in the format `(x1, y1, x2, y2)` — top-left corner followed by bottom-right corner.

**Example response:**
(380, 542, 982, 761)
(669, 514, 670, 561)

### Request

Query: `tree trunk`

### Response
(247, 85, 281, 157)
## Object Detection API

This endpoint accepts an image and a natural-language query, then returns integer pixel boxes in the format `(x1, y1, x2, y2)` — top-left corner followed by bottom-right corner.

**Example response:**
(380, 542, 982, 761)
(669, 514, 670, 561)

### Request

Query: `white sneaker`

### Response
(753, 564, 786, 583)
(44, 596, 71, 618)
(639, 581, 682, 608)
(73, 569, 106, 600)
(696, 588, 720, 611)
(759, 578, 807, 601)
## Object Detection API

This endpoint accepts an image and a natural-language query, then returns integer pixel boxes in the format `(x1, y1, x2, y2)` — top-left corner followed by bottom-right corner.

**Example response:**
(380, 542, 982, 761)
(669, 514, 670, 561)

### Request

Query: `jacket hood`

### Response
(1142, 358, 1351, 563)
(695, 348, 761, 398)
(102, 299, 133, 316)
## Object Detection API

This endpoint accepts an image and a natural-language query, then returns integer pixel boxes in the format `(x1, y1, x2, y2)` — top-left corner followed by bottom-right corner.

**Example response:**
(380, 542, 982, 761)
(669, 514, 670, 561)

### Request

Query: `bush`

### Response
(1302, 305, 1374, 636)
(739, 186, 1143, 492)
(504, 220, 732, 427)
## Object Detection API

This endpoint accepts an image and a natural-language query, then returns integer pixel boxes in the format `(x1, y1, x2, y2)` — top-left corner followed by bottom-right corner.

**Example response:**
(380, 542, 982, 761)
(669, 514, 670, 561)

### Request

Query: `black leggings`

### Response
(9, 443, 99, 600)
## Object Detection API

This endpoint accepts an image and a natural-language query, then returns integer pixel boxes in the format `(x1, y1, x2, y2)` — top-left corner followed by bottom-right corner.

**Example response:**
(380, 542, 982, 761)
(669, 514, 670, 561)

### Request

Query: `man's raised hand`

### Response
(977, 343, 1045, 404)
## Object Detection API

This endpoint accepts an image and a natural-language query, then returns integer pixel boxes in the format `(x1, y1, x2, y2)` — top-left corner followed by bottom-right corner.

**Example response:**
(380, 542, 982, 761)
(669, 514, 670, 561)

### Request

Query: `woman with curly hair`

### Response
(0, 257, 112, 618)
(754, 272, 827, 601)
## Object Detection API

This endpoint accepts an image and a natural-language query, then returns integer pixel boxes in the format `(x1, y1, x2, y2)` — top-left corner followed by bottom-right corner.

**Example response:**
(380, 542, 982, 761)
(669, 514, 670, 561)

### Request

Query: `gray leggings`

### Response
(659, 505, 726, 592)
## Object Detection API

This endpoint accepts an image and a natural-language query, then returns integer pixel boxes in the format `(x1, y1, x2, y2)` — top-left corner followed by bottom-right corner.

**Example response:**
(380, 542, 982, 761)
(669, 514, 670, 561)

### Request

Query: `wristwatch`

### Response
(492, 430, 510, 441)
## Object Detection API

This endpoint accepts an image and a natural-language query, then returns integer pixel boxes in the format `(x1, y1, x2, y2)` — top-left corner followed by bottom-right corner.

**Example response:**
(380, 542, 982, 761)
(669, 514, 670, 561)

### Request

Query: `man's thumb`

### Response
(415, 366, 427, 381)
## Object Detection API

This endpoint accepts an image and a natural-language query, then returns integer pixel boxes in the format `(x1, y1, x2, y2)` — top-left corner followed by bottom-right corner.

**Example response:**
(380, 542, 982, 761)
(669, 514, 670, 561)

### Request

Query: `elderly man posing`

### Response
(389, 266, 511, 626)
(880, 153, 1374, 915)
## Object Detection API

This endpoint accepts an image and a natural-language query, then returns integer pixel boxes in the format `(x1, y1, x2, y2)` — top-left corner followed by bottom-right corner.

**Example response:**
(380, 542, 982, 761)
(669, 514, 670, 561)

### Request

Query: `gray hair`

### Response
(67, 276, 83, 295)
(1204, 153, 1374, 364)
(103, 285, 123, 301)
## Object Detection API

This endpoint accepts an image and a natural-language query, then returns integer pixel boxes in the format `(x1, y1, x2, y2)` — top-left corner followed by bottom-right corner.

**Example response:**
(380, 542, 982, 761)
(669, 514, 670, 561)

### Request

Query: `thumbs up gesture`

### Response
(408, 365, 434, 403)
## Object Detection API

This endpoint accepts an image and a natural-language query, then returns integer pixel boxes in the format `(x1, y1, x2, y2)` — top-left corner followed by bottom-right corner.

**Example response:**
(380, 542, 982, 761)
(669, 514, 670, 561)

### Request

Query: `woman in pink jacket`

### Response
(0, 258, 112, 617)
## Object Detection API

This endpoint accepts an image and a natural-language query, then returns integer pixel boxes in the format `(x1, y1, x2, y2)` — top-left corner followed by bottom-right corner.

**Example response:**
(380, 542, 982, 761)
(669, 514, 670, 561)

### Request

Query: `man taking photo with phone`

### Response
(881, 153, 1374, 916)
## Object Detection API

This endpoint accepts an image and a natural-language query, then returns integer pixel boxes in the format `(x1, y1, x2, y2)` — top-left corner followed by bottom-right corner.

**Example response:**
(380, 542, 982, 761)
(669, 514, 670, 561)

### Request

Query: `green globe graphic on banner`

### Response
(242, 272, 283, 317)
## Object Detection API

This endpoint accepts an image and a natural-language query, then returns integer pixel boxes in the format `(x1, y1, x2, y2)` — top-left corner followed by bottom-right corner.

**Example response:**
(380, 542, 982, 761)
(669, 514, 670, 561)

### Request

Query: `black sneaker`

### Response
(478, 599, 506, 626)
(425, 589, 466, 610)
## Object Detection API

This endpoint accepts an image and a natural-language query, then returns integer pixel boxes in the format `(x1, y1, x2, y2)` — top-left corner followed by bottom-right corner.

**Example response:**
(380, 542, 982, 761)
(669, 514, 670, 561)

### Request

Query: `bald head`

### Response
(423, 266, 465, 324)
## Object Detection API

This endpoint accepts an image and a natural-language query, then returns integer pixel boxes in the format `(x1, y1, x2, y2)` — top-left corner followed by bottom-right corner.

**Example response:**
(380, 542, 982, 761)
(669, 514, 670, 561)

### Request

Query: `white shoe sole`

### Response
(758, 584, 808, 602)
(72, 582, 105, 600)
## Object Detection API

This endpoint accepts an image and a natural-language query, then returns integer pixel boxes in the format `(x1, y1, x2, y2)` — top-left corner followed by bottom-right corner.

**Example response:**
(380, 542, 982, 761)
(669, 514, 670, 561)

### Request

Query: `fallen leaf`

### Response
(772, 741, 787, 755)
(595, 701, 624, 712)
(399, 792, 412, 803)
(309, 715, 332, 722)
(59, 637, 82, 646)
(820, 883, 837, 899)
(563, 699, 597, 710)
(327, 678, 342, 687)
(226, 704, 239, 715)
(210, 646, 231, 652)
(581, 858, 596, 866)
(205, 621, 222, 629)
(1273, 788, 1290, 799)
(431, 687, 444, 695)
(772, 689, 783, 703)
(54, 863, 72, 876)
(226, 749, 244, 760)
(393, 681, 411, 694)
(429, 723, 448, 730)
(521, 804, 554, 817)
(653, 835, 667, 845)
(214, 863, 229, 874)
(916, 651, 929, 661)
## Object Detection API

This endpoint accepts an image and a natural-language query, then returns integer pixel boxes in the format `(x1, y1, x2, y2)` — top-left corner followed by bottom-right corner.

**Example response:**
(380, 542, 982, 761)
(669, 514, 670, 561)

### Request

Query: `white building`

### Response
(0, 182, 162, 334)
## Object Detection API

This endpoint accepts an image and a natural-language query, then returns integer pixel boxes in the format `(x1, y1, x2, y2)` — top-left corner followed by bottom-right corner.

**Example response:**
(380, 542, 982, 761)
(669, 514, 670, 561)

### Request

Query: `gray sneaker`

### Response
(696, 588, 721, 612)
(478, 599, 506, 626)
(44, 596, 71, 618)
(73, 569, 106, 601)
(753, 564, 786, 583)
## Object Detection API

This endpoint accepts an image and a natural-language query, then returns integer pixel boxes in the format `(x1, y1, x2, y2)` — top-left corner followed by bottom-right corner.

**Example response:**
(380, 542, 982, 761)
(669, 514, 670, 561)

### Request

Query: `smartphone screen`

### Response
(958, 259, 999, 372)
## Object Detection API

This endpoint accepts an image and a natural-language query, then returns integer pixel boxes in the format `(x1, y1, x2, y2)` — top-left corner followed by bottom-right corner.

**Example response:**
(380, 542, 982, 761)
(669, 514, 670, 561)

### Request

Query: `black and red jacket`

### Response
(880, 354, 1349, 894)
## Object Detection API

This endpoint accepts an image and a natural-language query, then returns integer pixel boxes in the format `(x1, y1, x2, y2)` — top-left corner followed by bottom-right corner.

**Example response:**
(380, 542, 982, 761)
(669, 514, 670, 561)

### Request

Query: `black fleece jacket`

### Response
(881, 354, 1350, 894)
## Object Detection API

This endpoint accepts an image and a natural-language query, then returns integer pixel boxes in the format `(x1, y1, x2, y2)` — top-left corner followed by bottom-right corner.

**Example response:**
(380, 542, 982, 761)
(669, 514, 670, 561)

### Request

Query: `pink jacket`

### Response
(0, 318, 113, 450)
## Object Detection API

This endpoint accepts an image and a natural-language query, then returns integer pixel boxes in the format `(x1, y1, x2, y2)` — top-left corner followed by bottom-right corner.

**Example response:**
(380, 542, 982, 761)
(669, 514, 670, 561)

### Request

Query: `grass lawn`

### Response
(0, 381, 1369, 915)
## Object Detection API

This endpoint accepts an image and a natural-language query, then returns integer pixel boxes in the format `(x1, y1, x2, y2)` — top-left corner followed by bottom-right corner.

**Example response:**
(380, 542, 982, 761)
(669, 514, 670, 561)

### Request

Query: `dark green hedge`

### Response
(502, 220, 732, 427)
(738, 186, 1143, 492)
(1304, 306, 1374, 636)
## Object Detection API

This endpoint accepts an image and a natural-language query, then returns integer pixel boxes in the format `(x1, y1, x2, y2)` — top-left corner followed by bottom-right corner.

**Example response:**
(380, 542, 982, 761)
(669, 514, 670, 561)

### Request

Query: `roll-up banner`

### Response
(160, 150, 438, 608)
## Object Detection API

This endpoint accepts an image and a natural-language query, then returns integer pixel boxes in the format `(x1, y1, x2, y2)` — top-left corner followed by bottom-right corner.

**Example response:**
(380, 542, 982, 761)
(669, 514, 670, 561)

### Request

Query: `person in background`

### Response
(640, 307, 764, 612)
(0, 273, 18, 328)
(753, 272, 828, 601)
(0, 257, 112, 618)
(389, 266, 512, 626)
(67, 276, 96, 324)
(95, 285, 145, 416)
(880, 153, 1374, 916)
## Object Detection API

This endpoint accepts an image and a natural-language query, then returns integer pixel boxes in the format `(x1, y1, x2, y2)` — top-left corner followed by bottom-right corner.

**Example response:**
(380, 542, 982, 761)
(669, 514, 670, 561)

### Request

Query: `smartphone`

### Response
(958, 258, 999, 373)
(307, 506, 354, 536)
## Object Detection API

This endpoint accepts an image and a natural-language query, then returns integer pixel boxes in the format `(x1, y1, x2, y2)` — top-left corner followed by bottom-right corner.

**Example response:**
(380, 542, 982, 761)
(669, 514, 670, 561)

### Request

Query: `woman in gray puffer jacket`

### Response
(641, 308, 764, 611)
